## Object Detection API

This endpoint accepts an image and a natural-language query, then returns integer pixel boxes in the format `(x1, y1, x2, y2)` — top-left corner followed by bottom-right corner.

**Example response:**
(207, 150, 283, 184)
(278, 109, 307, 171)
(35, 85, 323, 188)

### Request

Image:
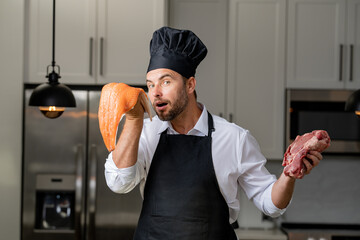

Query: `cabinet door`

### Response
(97, 0, 166, 85)
(346, 0, 360, 89)
(287, 0, 346, 89)
(168, 0, 228, 117)
(227, 0, 286, 159)
(26, 0, 96, 84)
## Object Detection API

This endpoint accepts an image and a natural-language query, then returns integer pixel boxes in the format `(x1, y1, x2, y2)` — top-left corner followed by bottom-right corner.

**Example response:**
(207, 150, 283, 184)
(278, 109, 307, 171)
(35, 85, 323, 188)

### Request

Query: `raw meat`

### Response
(98, 83, 152, 152)
(282, 130, 331, 179)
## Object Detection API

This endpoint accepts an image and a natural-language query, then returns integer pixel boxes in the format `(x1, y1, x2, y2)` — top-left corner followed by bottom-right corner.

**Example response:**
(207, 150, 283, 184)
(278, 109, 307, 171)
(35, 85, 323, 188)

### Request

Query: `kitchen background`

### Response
(1, 0, 360, 239)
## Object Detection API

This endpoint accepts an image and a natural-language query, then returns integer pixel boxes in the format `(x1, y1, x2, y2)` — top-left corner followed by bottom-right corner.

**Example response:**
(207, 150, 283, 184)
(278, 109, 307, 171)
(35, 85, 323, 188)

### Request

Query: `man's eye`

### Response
(148, 84, 154, 88)
(163, 80, 170, 86)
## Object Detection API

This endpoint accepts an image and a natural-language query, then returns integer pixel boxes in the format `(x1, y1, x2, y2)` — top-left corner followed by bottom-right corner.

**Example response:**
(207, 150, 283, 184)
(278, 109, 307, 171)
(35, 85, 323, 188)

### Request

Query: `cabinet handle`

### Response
(100, 37, 104, 76)
(89, 38, 93, 76)
(339, 44, 344, 81)
(350, 44, 354, 81)
(229, 113, 233, 122)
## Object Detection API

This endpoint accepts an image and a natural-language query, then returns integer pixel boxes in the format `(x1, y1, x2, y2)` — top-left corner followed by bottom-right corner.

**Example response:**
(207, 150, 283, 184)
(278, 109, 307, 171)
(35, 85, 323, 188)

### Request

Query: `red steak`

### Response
(282, 130, 331, 179)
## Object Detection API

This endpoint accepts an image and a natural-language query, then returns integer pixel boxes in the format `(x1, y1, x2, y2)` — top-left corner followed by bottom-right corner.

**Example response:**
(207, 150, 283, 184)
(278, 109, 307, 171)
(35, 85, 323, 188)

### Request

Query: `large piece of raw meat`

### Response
(282, 130, 331, 179)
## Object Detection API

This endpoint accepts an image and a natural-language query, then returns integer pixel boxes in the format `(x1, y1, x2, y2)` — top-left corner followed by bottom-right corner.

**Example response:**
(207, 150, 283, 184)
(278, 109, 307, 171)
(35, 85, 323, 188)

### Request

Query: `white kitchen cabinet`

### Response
(345, 0, 360, 89)
(96, 0, 166, 85)
(26, 0, 166, 85)
(287, 0, 360, 89)
(168, 0, 228, 117)
(227, 0, 286, 159)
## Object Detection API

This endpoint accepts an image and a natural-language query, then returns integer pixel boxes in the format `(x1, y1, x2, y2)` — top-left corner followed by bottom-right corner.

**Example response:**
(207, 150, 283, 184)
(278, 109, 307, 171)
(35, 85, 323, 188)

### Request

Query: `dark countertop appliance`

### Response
(286, 89, 360, 155)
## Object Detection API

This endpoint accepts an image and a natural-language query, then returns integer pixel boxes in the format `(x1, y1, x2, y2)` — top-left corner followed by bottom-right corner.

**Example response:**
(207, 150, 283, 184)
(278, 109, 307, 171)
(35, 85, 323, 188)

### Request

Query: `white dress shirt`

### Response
(104, 104, 287, 223)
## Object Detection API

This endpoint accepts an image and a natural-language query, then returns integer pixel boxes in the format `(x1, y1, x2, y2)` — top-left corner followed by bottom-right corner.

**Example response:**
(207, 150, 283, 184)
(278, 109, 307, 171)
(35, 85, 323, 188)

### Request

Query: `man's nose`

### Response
(151, 85, 161, 97)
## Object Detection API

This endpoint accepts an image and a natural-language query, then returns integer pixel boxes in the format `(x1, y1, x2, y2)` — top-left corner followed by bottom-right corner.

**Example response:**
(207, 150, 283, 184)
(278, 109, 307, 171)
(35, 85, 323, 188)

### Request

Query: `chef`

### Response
(104, 27, 323, 239)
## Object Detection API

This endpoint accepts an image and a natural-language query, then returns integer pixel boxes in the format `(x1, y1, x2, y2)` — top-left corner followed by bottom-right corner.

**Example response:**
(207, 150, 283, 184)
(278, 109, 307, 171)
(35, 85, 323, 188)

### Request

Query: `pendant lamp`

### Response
(345, 89, 360, 117)
(29, 0, 76, 119)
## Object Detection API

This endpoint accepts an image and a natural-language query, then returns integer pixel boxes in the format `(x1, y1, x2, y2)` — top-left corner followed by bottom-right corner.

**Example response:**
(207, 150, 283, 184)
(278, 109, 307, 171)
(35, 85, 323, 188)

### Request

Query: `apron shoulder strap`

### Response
(207, 111, 215, 137)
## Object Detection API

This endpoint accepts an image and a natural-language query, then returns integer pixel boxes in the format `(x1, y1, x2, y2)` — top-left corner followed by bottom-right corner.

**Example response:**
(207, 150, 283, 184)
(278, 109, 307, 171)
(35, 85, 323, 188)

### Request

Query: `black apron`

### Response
(133, 112, 237, 240)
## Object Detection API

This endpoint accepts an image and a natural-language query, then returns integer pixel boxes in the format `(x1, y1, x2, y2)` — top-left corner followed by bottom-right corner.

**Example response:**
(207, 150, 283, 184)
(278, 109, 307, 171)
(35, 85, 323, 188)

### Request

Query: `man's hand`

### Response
(272, 150, 323, 209)
(126, 92, 151, 121)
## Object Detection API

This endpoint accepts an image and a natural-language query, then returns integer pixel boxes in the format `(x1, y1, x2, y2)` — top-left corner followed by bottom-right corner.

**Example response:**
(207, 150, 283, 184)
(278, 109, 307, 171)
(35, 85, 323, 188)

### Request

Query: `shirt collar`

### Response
(157, 103, 209, 136)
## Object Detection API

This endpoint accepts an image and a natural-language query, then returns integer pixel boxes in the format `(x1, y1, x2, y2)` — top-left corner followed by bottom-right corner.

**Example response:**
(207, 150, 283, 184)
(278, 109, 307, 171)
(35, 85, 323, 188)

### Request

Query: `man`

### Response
(104, 27, 322, 239)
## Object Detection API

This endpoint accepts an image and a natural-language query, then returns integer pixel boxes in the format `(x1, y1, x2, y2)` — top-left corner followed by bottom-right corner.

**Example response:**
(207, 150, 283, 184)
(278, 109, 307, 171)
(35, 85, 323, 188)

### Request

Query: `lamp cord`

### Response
(47, 0, 60, 83)
(51, 0, 56, 68)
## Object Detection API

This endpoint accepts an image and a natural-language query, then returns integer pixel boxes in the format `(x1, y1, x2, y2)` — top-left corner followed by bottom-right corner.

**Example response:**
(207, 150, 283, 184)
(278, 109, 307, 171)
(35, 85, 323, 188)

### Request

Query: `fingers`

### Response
(126, 92, 152, 122)
(308, 150, 323, 162)
(303, 159, 313, 175)
(126, 95, 145, 121)
(303, 151, 323, 175)
(309, 151, 322, 167)
(140, 92, 152, 121)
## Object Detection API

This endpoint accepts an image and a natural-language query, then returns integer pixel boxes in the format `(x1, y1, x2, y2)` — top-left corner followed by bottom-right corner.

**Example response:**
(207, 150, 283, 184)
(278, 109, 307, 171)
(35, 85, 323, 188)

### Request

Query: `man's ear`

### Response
(187, 77, 196, 94)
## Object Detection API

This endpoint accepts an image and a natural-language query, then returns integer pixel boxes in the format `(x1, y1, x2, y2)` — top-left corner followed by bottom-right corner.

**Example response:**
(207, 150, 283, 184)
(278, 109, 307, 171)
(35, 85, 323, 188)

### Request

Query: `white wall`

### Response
(0, 0, 24, 239)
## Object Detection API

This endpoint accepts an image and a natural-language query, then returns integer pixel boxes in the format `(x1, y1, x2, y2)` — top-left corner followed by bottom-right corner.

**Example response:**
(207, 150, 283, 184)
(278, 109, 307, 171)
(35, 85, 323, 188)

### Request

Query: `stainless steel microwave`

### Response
(286, 89, 360, 154)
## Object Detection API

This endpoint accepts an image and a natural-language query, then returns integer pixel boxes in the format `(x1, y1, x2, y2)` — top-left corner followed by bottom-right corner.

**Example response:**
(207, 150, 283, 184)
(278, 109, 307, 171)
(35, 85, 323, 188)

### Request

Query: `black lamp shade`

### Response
(29, 82, 76, 107)
(345, 89, 360, 112)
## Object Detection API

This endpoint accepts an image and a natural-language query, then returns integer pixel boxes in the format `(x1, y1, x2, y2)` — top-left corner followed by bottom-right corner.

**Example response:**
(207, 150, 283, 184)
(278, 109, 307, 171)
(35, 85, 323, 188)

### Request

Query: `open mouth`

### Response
(157, 102, 167, 107)
(154, 101, 168, 111)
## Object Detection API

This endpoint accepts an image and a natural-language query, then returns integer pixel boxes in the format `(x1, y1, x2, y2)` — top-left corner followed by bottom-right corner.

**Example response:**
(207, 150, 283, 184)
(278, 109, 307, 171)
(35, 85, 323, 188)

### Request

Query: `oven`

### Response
(286, 89, 360, 154)
(282, 223, 360, 240)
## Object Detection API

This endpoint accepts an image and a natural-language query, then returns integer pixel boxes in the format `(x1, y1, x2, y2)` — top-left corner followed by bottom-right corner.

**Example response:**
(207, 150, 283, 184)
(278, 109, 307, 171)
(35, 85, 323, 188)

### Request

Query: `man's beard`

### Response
(154, 86, 188, 121)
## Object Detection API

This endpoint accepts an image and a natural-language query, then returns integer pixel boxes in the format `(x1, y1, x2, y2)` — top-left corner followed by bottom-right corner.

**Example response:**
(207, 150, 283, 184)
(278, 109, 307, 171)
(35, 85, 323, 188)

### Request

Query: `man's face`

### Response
(146, 68, 188, 121)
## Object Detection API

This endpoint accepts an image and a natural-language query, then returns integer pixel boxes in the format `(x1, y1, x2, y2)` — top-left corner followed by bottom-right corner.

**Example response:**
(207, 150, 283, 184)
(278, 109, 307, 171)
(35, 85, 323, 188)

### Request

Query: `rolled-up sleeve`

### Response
(238, 131, 288, 218)
(261, 182, 287, 217)
(104, 152, 144, 194)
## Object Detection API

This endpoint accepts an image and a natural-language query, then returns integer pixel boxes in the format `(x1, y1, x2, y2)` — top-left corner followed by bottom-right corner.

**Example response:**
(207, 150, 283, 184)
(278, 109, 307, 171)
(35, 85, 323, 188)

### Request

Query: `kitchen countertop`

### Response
(235, 228, 287, 240)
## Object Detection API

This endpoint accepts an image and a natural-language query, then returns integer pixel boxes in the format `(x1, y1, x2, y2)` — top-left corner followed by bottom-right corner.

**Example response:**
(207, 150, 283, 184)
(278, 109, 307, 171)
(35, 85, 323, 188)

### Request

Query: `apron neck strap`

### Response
(207, 111, 215, 137)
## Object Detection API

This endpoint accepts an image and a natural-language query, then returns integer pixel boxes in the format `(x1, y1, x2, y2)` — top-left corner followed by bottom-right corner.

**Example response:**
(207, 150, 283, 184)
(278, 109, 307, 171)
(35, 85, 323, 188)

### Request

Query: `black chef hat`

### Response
(147, 27, 207, 78)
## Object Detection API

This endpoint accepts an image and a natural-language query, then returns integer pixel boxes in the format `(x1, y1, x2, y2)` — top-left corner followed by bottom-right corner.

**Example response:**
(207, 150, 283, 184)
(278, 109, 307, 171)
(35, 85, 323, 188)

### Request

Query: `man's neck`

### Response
(170, 101, 202, 134)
